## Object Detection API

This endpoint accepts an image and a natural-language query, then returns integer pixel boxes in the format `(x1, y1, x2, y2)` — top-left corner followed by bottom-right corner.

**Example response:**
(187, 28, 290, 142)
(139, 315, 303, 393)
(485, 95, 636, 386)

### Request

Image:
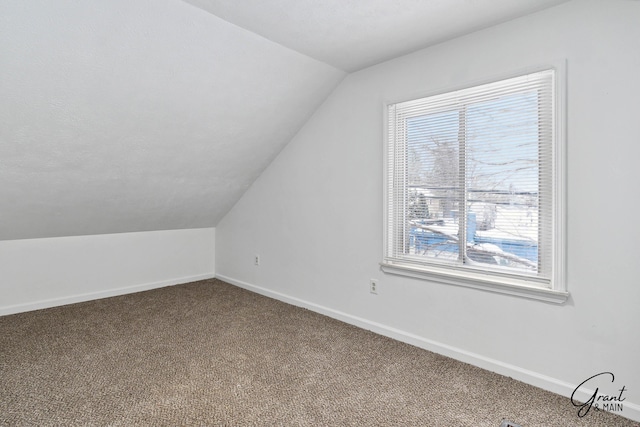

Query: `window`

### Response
(382, 69, 567, 303)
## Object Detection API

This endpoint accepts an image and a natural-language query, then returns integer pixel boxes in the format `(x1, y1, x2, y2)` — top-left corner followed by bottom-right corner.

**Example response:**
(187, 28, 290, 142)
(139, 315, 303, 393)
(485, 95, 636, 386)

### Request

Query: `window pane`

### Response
(465, 91, 539, 272)
(406, 111, 461, 262)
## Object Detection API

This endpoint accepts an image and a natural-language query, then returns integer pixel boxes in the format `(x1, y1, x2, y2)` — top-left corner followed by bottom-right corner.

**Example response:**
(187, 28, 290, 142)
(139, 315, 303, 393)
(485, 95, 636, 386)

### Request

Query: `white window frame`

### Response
(381, 64, 567, 304)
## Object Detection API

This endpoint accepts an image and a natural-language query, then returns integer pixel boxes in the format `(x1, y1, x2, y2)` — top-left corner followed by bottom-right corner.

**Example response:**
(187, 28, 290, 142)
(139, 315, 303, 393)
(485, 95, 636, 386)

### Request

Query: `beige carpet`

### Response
(0, 279, 635, 426)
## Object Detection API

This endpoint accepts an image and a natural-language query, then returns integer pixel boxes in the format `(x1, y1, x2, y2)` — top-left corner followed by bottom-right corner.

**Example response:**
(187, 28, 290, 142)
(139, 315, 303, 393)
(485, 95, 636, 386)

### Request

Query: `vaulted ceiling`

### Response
(183, 0, 570, 72)
(0, 0, 568, 240)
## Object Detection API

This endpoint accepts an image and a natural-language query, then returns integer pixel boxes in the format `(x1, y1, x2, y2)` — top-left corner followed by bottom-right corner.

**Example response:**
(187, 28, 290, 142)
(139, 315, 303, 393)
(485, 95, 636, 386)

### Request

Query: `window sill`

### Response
(380, 261, 568, 304)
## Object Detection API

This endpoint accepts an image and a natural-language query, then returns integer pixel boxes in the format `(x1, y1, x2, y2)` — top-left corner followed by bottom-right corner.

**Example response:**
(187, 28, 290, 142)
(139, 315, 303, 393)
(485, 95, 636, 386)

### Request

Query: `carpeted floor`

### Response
(0, 279, 635, 426)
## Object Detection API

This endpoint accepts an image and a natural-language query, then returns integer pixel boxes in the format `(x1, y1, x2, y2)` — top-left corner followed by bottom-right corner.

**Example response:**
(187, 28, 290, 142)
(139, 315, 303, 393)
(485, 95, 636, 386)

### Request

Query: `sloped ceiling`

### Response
(0, 0, 344, 240)
(1, 0, 568, 240)
(182, 0, 570, 72)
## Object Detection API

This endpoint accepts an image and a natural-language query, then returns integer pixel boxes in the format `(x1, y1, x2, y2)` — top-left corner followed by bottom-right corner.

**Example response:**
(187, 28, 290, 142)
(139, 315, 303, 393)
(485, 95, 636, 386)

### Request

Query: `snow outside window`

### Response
(382, 68, 567, 303)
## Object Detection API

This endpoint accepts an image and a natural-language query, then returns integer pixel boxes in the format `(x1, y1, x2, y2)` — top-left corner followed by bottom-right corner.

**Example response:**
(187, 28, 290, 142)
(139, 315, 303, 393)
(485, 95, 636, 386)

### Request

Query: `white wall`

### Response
(216, 0, 640, 421)
(0, 228, 215, 315)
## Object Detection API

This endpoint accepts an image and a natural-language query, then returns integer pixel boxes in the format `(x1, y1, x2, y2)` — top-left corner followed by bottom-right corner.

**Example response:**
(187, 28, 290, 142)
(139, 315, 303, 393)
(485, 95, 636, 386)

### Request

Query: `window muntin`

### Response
(385, 69, 561, 293)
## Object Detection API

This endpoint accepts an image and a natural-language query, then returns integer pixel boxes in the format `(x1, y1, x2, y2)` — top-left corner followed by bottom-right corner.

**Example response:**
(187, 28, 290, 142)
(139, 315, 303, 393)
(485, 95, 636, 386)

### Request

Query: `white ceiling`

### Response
(182, 0, 570, 71)
(0, 0, 343, 240)
(1, 0, 569, 240)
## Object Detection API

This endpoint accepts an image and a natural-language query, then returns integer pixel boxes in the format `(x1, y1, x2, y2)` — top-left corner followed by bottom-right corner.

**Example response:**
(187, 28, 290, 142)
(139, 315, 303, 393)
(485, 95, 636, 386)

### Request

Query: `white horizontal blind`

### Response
(386, 70, 555, 285)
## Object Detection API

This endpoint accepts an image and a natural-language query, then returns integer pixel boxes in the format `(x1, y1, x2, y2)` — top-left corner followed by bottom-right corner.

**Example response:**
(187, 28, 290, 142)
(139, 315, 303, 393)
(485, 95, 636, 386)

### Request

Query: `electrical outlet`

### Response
(254, 255, 260, 266)
(370, 279, 378, 294)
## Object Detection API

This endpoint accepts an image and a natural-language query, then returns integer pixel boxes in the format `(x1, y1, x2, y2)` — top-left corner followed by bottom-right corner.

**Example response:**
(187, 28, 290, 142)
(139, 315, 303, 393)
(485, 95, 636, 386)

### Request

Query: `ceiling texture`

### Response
(0, 0, 568, 240)
(183, 0, 570, 72)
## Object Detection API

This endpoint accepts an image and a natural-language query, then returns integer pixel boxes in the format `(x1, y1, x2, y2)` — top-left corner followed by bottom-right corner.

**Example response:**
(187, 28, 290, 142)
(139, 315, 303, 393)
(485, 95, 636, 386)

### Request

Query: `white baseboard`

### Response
(0, 273, 215, 316)
(216, 274, 640, 423)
